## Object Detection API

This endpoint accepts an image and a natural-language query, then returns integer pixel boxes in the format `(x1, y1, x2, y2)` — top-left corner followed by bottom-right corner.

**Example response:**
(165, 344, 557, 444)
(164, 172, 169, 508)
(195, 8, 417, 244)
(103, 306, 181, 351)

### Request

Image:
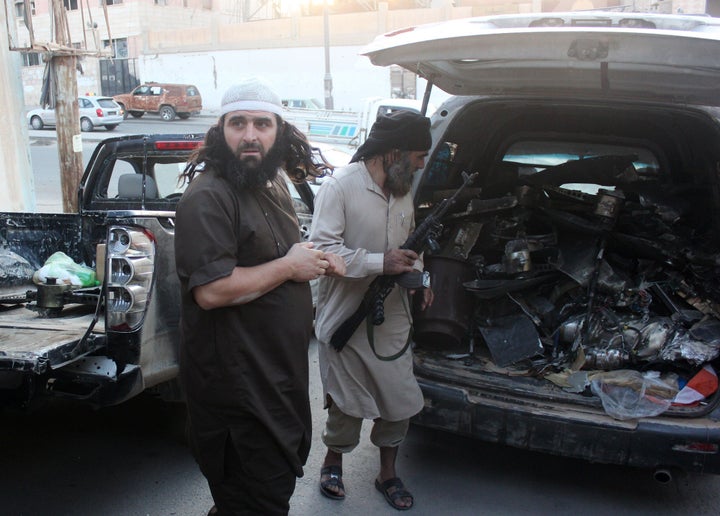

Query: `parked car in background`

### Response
(362, 11, 720, 479)
(27, 96, 123, 132)
(113, 83, 202, 121)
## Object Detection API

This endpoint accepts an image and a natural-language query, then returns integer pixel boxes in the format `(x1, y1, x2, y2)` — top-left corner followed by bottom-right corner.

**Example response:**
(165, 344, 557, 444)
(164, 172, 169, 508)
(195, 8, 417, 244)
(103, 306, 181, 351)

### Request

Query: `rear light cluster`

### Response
(105, 226, 156, 331)
(96, 108, 104, 117)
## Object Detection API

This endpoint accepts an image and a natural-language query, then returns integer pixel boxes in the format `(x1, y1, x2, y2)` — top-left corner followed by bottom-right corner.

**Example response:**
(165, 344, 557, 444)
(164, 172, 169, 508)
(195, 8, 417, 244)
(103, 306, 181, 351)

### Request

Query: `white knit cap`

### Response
(220, 78, 284, 117)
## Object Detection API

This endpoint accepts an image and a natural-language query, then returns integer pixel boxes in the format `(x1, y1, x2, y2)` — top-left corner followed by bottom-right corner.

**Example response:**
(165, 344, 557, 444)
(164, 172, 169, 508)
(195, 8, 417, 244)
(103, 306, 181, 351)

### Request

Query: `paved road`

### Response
(3, 337, 720, 515)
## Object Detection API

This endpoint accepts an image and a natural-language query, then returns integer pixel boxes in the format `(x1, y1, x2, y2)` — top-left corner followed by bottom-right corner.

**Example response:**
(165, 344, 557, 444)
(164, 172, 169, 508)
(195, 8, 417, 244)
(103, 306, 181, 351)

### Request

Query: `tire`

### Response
(105, 124, 118, 131)
(178, 113, 191, 119)
(80, 117, 94, 132)
(159, 105, 176, 121)
(30, 116, 44, 130)
(130, 111, 144, 119)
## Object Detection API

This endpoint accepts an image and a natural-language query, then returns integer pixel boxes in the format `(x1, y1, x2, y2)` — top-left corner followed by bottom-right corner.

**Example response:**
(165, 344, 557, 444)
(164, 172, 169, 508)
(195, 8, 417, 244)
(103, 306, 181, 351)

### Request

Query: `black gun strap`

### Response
(366, 293, 412, 361)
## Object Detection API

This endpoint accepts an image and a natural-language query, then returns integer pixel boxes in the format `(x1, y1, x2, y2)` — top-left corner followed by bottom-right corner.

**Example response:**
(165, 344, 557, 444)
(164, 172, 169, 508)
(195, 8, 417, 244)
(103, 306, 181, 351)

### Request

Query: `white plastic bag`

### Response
(590, 370, 677, 420)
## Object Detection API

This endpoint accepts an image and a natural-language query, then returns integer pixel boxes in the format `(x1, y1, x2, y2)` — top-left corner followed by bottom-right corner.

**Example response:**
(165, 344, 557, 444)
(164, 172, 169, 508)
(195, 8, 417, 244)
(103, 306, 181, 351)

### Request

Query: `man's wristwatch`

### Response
(395, 270, 431, 289)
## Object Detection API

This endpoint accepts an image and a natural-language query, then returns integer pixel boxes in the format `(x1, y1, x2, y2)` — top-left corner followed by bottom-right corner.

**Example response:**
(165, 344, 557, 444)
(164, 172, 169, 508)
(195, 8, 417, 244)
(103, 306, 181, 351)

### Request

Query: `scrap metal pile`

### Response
(414, 155, 720, 386)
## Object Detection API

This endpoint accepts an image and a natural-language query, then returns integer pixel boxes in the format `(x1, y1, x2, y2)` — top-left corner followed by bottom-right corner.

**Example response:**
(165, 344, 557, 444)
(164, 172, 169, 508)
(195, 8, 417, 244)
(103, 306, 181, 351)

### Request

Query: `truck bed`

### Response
(0, 287, 105, 374)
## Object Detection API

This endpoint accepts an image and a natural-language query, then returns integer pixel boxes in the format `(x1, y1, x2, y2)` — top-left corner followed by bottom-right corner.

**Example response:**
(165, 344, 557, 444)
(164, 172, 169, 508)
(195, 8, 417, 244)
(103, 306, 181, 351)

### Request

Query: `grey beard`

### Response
(385, 154, 415, 197)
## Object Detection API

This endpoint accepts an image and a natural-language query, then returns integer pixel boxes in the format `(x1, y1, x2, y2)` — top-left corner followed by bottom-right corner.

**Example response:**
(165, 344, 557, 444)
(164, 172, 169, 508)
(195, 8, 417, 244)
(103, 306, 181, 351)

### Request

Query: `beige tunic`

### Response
(310, 161, 424, 421)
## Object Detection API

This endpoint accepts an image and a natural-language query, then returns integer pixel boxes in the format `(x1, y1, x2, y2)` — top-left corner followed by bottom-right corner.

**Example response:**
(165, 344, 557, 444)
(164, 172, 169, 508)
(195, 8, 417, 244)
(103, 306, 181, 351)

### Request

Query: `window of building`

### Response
(104, 0, 123, 5)
(103, 38, 128, 59)
(15, 1, 36, 19)
(64, 0, 79, 10)
(154, 0, 168, 6)
(202, 0, 212, 9)
(22, 52, 41, 67)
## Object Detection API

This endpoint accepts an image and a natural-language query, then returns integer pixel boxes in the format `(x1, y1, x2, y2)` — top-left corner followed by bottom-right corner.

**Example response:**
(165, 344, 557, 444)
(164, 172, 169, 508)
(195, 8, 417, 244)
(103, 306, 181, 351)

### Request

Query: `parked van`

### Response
(362, 11, 720, 478)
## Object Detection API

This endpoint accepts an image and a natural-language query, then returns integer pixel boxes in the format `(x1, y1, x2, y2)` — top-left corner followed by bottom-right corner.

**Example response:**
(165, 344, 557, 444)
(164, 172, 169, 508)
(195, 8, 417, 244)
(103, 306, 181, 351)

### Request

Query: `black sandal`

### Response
(320, 465, 345, 500)
(375, 477, 413, 511)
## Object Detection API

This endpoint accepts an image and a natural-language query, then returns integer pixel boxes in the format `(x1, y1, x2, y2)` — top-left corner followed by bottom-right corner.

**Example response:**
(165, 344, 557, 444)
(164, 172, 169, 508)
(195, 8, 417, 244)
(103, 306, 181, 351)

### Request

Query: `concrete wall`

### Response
(135, 5, 473, 112)
(135, 45, 454, 113)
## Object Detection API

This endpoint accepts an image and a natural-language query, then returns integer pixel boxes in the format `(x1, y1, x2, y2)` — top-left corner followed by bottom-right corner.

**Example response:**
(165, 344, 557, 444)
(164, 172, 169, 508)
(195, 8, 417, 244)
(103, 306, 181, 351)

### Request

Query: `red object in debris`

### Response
(673, 365, 719, 405)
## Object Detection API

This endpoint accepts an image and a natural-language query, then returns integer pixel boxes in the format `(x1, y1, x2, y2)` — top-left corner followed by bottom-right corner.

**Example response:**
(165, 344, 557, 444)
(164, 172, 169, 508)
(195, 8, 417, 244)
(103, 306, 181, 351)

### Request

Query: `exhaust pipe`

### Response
(653, 468, 673, 484)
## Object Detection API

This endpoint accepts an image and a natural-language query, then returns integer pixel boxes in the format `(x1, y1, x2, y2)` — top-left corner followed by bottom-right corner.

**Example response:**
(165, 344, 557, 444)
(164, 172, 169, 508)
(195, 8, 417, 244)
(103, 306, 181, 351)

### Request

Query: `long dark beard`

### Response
(384, 153, 415, 197)
(218, 141, 285, 191)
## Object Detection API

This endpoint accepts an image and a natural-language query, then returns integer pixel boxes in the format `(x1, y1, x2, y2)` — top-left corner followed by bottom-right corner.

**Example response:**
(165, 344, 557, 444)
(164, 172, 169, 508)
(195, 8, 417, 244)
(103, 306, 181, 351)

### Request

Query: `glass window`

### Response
(103, 38, 128, 59)
(153, 162, 188, 197)
(14, 1, 35, 17)
(22, 52, 41, 67)
(502, 140, 660, 195)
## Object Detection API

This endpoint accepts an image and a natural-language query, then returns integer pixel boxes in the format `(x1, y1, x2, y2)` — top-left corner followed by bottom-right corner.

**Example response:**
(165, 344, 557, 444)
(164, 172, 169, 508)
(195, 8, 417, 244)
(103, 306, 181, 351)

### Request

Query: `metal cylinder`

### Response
(412, 256, 474, 349)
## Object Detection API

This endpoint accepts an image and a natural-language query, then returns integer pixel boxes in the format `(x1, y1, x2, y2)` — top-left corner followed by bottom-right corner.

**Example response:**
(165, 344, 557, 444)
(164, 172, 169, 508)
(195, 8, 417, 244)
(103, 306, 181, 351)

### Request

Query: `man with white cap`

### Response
(175, 77, 345, 515)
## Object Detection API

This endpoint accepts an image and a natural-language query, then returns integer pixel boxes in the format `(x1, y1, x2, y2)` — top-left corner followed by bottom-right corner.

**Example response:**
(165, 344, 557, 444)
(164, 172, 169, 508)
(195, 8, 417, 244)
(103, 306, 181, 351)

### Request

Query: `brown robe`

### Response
(175, 169, 313, 479)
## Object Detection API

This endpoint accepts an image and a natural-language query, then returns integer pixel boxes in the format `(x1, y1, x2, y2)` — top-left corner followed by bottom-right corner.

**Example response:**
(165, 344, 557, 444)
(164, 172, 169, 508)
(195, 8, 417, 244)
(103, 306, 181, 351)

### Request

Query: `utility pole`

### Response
(1, 0, 35, 211)
(51, 0, 83, 213)
(322, 0, 333, 110)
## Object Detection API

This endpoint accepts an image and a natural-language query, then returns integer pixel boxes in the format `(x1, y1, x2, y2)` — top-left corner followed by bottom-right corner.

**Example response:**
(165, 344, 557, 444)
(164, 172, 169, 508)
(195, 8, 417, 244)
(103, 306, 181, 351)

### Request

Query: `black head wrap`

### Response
(350, 110, 431, 163)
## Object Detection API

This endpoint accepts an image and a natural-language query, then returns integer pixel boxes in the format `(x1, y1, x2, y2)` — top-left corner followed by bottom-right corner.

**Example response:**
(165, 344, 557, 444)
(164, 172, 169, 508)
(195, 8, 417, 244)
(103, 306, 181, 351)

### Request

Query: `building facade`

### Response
(11, 0, 713, 112)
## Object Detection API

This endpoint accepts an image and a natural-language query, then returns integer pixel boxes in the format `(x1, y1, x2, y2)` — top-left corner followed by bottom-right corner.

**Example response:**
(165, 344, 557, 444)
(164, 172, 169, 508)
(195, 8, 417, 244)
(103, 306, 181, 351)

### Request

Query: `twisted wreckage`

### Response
(413, 152, 720, 418)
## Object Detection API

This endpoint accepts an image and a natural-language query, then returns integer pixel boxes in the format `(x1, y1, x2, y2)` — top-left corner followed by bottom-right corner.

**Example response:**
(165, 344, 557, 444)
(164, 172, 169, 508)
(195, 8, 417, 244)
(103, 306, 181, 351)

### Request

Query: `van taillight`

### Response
(105, 226, 155, 331)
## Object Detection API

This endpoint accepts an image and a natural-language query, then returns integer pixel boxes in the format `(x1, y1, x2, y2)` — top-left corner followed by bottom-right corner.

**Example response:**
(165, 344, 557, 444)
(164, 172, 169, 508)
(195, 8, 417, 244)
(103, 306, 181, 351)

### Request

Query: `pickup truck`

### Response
(1, 134, 206, 408)
(1, 133, 320, 409)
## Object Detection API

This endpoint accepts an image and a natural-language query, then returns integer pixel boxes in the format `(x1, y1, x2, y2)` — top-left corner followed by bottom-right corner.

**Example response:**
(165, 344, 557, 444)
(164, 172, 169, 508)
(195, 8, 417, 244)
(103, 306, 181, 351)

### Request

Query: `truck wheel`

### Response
(30, 116, 44, 130)
(130, 111, 144, 119)
(159, 105, 176, 121)
(80, 118, 94, 132)
(178, 113, 191, 119)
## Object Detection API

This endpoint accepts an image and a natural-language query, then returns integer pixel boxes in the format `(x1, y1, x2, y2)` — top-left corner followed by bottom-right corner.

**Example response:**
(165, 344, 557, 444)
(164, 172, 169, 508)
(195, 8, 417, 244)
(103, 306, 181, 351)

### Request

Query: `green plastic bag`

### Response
(33, 251, 99, 288)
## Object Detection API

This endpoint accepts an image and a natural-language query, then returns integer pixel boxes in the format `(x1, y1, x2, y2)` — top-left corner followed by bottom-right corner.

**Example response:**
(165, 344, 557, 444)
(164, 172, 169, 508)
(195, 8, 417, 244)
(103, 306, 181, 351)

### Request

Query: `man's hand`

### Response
(325, 253, 346, 277)
(383, 249, 418, 275)
(415, 288, 434, 311)
(285, 242, 346, 281)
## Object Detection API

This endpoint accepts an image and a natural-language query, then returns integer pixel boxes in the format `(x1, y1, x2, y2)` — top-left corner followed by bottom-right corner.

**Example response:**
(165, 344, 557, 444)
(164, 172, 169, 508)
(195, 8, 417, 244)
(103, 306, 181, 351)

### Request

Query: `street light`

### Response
(323, 0, 333, 110)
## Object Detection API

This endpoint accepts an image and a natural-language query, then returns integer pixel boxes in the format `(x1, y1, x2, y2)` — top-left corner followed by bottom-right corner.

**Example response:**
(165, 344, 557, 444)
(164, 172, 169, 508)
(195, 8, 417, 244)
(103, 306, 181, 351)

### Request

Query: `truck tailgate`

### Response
(0, 302, 105, 374)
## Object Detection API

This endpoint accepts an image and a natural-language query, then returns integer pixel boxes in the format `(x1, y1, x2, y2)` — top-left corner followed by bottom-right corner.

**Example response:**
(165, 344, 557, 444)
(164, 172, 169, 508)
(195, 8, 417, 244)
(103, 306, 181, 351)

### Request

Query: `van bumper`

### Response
(413, 377, 720, 475)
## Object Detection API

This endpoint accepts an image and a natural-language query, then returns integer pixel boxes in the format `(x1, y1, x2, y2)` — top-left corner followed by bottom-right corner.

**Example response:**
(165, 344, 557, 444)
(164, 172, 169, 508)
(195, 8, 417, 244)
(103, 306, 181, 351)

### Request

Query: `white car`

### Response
(27, 95, 124, 132)
(362, 11, 720, 479)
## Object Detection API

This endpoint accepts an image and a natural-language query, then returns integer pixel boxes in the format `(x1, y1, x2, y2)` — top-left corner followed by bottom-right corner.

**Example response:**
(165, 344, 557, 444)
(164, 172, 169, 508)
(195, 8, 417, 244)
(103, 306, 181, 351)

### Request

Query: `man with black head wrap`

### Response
(309, 110, 435, 511)
(175, 77, 345, 515)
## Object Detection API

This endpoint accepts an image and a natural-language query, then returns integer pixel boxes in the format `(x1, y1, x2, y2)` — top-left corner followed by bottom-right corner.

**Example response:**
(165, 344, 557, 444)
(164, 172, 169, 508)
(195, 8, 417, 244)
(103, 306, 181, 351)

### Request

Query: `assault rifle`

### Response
(330, 171, 479, 351)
